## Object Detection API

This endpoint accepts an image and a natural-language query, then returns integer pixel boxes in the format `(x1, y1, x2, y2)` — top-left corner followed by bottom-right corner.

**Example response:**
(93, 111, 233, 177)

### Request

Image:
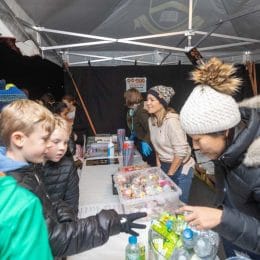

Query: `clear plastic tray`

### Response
(113, 167, 182, 219)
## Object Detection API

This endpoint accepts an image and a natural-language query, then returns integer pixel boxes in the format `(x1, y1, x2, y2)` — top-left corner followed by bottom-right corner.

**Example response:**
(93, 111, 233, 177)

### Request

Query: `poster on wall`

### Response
(126, 77, 147, 92)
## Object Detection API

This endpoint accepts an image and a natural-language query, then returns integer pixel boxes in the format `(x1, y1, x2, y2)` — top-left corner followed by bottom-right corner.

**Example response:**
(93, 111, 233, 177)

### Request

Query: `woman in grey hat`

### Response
(179, 57, 260, 258)
(146, 85, 194, 203)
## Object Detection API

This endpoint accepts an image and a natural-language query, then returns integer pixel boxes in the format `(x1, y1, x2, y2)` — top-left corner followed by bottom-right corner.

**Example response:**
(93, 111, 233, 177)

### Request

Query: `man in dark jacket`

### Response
(179, 58, 260, 258)
(0, 99, 146, 257)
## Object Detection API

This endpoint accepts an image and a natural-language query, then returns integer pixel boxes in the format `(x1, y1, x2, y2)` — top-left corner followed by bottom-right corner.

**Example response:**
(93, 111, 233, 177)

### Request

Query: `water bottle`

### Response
(193, 235, 214, 259)
(107, 137, 114, 157)
(125, 236, 140, 260)
(171, 247, 190, 260)
(182, 228, 195, 249)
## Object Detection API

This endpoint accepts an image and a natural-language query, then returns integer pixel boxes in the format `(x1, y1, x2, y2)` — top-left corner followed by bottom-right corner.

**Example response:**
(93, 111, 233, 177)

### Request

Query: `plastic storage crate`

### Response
(113, 167, 182, 219)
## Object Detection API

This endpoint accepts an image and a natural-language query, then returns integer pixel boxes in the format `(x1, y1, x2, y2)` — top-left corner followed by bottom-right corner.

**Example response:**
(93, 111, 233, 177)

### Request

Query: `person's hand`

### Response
(140, 141, 152, 156)
(129, 132, 136, 141)
(177, 205, 223, 230)
(119, 212, 147, 236)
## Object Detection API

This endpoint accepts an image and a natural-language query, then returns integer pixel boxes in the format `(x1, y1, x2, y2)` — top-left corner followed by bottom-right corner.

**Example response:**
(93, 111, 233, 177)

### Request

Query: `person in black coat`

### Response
(43, 156, 79, 214)
(179, 58, 260, 258)
(42, 115, 79, 213)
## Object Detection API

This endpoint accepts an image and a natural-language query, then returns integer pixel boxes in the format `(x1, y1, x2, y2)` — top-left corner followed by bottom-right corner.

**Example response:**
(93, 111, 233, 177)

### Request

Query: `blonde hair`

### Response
(53, 115, 71, 134)
(0, 99, 55, 146)
(124, 88, 143, 107)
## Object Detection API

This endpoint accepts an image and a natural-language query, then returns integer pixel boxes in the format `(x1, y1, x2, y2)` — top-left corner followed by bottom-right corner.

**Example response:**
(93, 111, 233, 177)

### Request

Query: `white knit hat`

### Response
(180, 57, 242, 135)
(180, 85, 241, 135)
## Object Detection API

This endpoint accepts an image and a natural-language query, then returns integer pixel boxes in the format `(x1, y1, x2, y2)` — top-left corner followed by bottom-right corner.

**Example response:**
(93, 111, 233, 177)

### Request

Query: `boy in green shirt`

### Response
(0, 172, 53, 260)
(0, 88, 54, 259)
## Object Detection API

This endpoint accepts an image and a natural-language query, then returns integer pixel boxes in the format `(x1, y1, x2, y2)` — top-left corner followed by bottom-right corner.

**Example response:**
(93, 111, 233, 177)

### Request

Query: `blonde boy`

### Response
(0, 99, 54, 164)
(0, 99, 54, 259)
(42, 115, 79, 212)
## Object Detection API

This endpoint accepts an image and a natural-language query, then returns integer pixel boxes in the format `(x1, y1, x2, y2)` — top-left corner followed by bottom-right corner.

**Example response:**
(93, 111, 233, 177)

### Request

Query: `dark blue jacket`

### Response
(215, 98, 260, 254)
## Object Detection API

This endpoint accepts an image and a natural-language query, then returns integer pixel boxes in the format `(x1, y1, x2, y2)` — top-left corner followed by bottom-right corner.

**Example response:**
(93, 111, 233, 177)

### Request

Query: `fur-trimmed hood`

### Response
(239, 95, 260, 167)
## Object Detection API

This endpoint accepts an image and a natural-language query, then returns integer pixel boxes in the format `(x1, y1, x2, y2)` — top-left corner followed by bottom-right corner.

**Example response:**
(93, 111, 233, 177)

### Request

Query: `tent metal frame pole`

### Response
(113, 58, 156, 65)
(195, 31, 260, 43)
(118, 39, 184, 51)
(120, 31, 186, 41)
(69, 58, 157, 66)
(33, 26, 116, 41)
(41, 40, 114, 51)
(116, 52, 156, 59)
(29, 10, 260, 64)
(3, 1, 260, 65)
(67, 52, 111, 59)
(199, 41, 255, 51)
(187, 0, 193, 48)
(69, 58, 112, 65)
(67, 52, 162, 65)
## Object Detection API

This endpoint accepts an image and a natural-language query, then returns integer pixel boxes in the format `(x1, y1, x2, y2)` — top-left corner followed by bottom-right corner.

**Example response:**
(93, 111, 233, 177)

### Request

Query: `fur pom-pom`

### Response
(192, 57, 242, 95)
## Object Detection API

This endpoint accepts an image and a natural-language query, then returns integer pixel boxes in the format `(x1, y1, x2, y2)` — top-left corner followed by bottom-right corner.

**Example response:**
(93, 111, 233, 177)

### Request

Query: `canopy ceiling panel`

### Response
(1, 0, 260, 65)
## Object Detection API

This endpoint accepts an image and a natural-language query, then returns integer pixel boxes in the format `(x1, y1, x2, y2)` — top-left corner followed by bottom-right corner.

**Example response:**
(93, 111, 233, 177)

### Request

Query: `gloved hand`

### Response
(129, 132, 136, 141)
(140, 141, 152, 156)
(119, 212, 147, 236)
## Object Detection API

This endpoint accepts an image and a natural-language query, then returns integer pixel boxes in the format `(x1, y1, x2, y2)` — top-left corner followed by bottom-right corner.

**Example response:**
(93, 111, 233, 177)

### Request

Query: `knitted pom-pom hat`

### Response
(148, 85, 175, 108)
(180, 57, 242, 135)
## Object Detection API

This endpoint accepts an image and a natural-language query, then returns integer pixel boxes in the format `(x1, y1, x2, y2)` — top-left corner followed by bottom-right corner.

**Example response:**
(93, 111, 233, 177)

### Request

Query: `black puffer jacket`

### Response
(42, 156, 79, 214)
(6, 165, 121, 257)
(215, 99, 260, 254)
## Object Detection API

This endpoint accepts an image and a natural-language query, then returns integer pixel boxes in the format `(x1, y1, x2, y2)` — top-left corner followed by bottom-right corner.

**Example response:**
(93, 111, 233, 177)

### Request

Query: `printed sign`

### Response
(126, 77, 147, 92)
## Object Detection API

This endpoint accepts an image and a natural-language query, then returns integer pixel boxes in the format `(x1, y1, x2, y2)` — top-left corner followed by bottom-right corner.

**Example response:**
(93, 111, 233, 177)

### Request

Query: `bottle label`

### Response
(126, 252, 139, 260)
(139, 244, 145, 260)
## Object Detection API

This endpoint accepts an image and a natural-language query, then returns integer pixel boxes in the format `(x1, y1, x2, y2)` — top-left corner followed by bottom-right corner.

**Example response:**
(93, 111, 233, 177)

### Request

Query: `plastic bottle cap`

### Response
(129, 236, 137, 244)
(182, 228, 193, 239)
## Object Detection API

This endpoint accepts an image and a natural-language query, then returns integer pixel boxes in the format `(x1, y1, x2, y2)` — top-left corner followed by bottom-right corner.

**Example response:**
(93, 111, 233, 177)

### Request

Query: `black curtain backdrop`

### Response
(64, 64, 253, 136)
(0, 43, 64, 100)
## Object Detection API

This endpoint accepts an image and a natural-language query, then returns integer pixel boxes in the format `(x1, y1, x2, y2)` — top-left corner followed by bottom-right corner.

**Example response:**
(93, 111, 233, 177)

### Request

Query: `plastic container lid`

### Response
(129, 236, 137, 244)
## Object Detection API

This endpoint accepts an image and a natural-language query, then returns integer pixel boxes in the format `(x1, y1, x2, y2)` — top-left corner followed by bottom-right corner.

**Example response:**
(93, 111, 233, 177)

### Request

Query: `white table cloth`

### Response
(68, 155, 149, 260)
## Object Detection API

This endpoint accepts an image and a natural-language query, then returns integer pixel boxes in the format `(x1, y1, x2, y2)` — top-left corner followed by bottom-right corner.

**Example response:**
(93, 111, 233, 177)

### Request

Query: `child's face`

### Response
(21, 123, 51, 163)
(45, 127, 69, 162)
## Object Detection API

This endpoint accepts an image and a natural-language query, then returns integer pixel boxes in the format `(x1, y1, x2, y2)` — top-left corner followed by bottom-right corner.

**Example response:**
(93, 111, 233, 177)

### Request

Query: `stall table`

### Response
(68, 155, 148, 260)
